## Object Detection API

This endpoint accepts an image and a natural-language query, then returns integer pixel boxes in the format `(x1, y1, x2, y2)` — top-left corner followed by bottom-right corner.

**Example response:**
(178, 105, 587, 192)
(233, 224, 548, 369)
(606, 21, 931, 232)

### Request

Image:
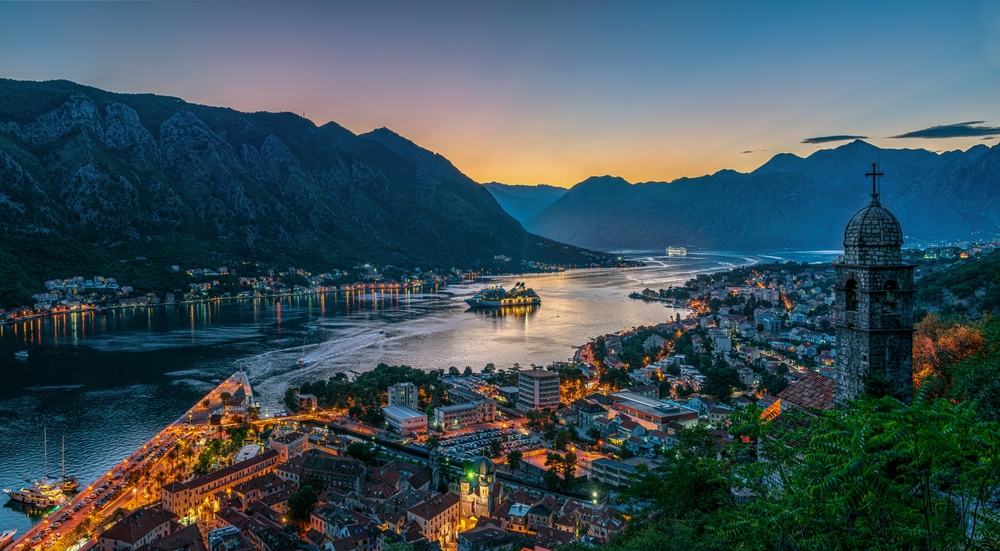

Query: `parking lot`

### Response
(437, 426, 543, 461)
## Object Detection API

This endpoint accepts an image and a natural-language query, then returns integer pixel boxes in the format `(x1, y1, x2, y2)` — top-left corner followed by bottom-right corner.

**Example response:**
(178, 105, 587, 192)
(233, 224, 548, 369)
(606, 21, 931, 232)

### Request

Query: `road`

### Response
(9, 372, 252, 551)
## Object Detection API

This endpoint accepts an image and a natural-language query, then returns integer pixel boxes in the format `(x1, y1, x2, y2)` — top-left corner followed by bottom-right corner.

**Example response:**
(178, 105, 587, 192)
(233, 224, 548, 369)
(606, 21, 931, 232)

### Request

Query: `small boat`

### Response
(59, 437, 79, 494)
(297, 358, 306, 366)
(14, 351, 27, 361)
(0, 529, 17, 549)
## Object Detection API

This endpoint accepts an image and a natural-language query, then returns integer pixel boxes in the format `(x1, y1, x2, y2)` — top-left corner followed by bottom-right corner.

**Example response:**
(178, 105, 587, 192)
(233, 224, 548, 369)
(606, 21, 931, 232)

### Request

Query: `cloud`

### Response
(890, 121, 1000, 139)
(740, 150, 766, 154)
(801, 135, 868, 144)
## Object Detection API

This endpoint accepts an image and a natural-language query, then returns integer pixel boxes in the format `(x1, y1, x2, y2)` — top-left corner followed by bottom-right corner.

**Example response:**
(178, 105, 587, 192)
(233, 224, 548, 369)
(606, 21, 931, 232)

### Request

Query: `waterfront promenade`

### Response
(8, 372, 252, 551)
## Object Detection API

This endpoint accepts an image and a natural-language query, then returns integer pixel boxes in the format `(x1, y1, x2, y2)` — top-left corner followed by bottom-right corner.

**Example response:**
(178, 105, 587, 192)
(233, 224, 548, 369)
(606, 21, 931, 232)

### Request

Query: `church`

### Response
(834, 163, 915, 403)
(453, 456, 503, 529)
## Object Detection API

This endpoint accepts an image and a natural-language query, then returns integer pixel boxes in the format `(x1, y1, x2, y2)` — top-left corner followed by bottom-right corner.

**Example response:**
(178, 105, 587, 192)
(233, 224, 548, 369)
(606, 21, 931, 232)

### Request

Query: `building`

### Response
(516, 369, 560, 411)
(267, 431, 308, 463)
(383, 405, 429, 435)
(99, 508, 179, 551)
(434, 400, 496, 428)
(608, 392, 699, 431)
(457, 526, 519, 551)
(589, 458, 637, 488)
(162, 450, 279, 517)
(299, 450, 367, 493)
(407, 492, 461, 546)
(134, 525, 208, 551)
(294, 393, 318, 412)
(388, 382, 419, 410)
(454, 457, 502, 521)
(835, 167, 915, 403)
(497, 386, 520, 404)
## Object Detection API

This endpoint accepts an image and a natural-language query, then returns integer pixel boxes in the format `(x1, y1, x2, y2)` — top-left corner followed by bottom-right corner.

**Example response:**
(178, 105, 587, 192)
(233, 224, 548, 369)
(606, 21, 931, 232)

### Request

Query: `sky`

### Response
(1, 1, 998, 187)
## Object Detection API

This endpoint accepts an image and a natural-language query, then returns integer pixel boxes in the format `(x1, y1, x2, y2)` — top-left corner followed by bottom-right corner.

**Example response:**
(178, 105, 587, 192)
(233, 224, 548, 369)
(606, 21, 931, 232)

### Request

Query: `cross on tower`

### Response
(865, 161, 884, 197)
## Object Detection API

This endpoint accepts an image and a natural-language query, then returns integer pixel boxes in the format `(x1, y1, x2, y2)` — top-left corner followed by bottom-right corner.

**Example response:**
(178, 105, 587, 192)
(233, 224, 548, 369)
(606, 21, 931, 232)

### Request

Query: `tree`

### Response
(562, 451, 577, 483)
(586, 427, 601, 441)
(345, 442, 378, 465)
(464, 366, 474, 376)
(488, 439, 503, 458)
(543, 468, 561, 491)
(555, 430, 572, 451)
(449, 366, 460, 376)
(426, 436, 440, 449)
(348, 404, 364, 419)
(201, 399, 210, 409)
(286, 484, 319, 531)
(507, 450, 523, 471)
(483, 363, 496, 374)
(219, 392, 232, 404)
(361, 407, 384, 427)
(702, 363, 743, 402)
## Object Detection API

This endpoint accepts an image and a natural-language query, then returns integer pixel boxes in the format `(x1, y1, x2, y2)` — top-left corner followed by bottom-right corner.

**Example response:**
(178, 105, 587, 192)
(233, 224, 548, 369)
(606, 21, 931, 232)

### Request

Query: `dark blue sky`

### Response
(1, 1, 997, 186)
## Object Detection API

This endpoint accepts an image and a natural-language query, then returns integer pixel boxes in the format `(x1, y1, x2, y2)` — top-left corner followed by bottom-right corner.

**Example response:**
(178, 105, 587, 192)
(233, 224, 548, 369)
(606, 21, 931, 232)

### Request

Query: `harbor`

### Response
(4, 372, 252, 551)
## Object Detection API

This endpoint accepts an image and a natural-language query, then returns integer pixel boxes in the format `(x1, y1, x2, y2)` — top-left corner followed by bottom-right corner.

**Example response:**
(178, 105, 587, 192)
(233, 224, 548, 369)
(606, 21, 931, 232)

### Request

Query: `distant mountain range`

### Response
(482, 182, 566, 224)
(519, 140, 1000, 250)
(0, 79, 601, 307)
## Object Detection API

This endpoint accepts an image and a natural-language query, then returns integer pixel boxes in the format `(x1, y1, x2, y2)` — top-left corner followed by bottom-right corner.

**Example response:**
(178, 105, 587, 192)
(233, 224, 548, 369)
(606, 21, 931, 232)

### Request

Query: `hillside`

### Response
(481, 182, 566, 224)
(0, 79, 602, 307)
(526, 140, 1000, 250)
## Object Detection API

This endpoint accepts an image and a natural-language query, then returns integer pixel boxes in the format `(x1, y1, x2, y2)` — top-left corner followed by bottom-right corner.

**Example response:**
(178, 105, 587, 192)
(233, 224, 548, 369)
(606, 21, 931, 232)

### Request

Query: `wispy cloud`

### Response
(801, 135, 867, 144)
(891, 121, 1000, 139)
(741, 150, 766, 154)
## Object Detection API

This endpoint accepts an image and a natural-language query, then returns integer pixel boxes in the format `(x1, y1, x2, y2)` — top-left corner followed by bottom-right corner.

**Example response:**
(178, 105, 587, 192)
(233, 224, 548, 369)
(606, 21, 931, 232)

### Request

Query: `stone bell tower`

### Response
(834, 163, 915, 403)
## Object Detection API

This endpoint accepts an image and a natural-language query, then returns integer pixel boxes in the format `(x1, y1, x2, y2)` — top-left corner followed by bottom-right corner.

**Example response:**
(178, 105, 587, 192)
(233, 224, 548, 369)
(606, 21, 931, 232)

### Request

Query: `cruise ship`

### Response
(3, 479, 67, 508)
(465, 282, 540, 308)
(667, 246, 687, 256)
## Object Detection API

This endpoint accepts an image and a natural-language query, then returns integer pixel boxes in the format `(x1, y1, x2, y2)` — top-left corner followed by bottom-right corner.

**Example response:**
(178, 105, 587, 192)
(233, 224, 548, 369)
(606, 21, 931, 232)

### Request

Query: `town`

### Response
(0, 255, 642, 325)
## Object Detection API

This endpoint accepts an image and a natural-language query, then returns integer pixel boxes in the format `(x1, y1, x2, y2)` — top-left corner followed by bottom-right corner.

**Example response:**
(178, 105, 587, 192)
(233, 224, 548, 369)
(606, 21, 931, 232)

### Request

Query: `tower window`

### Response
(883, 280, 899, 313)
(845, 279, 858, 312)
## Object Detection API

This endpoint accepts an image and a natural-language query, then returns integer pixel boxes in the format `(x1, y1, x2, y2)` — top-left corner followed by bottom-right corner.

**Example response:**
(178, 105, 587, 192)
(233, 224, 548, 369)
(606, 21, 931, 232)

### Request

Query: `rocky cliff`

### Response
(0, 79, 599, 306)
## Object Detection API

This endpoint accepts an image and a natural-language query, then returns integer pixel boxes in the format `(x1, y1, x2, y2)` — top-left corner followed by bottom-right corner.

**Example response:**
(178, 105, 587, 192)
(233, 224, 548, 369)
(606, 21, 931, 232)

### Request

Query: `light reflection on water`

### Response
(0, 249, 838, 532)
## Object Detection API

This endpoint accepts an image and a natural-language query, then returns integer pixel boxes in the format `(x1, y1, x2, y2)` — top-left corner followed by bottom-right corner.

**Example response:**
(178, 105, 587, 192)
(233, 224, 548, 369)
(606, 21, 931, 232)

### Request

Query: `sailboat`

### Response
(58, 437, 79, 493)
(2, 429, 67, 507)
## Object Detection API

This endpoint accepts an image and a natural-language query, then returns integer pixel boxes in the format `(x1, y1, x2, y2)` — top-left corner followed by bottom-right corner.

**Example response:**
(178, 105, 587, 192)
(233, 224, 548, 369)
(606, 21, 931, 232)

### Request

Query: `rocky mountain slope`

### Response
(0, 79, 599, 306)
(525, 140, 1000, 250)
(481, 182, 566, 224)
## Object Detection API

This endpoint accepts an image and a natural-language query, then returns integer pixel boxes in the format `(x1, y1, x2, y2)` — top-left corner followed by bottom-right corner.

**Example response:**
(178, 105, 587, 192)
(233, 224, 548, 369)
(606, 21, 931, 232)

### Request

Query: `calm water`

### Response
(0, 249, 838, 532)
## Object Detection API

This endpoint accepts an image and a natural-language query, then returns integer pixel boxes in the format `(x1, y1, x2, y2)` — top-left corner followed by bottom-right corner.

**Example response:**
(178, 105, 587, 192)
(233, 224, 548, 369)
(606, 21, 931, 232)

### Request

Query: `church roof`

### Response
(844, 196, 903, 249)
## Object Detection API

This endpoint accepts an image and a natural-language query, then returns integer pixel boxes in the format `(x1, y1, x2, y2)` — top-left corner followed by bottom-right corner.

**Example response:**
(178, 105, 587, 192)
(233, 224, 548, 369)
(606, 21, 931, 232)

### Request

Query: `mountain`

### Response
(0, 79, 600, 307)
(525, 140, 1000, 250)
(481, 182, 567, 224)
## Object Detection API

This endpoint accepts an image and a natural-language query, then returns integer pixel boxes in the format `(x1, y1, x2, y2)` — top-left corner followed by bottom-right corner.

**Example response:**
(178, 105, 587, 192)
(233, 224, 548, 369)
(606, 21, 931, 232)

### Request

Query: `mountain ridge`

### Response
(524, 139, 1000, 250)
(0, 78, 601, 307)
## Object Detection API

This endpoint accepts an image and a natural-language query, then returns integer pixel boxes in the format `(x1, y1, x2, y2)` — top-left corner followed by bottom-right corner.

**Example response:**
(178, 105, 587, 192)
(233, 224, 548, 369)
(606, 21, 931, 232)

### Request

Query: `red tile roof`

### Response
(777, 370, 835, 412)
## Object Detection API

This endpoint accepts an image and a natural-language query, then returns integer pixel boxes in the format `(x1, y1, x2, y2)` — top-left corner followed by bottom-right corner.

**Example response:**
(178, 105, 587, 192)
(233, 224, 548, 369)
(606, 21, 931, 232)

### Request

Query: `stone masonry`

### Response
(835, 189, 915, 403)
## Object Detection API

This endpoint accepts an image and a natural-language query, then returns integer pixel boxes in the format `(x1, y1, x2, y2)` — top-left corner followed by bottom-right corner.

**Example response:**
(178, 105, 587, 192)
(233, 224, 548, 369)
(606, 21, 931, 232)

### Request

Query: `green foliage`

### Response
(507, 449, 523, 470)
(701, 361, 745, 402)
(287, 363, 444, 412)
(287, 484, 319, 529)
(345, 442, 379, 465)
